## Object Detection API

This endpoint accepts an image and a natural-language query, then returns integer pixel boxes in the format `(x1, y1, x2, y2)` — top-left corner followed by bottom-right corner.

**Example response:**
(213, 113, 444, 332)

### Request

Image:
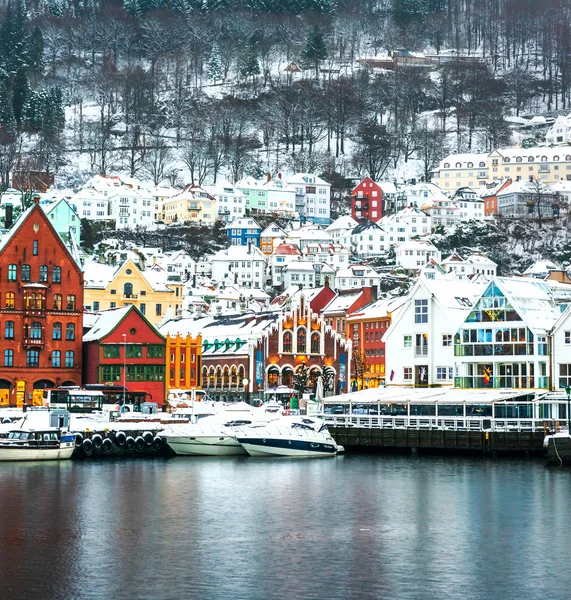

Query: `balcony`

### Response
(122, 293, 138, 301)
(415, 346, 428, 357)
(539, 165, 550, 173)
(23, 337, 45, 349)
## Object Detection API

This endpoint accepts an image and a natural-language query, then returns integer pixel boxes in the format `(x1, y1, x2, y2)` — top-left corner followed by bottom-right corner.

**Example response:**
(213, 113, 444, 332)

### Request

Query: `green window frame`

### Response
(103, 345, 121, 358)
(126, 365, 165, 381)
(126, 345, 143, 358)
(101, 365, 121, 381)
(147, 345, 164, 358)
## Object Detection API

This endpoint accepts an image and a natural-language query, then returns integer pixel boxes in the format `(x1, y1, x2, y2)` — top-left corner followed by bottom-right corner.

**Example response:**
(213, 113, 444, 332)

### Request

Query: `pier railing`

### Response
(321, 415, 562, 433)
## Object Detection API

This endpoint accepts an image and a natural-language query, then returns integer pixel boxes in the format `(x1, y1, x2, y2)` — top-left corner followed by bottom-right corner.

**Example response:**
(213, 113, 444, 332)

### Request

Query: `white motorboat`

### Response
(162, 402, 283, 456)
(235, 417, 340, 457)
(0, 428, 75, 461)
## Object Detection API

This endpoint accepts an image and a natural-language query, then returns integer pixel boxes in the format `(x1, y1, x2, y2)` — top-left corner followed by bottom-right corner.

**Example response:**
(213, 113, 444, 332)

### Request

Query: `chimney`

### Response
(247, 240, 251, 254)
(192, 274, 196, 287)
(266, 173, 271, 182)
(33, 194, 40, 204)
(277, 173, 282, 180)
(216, 303, 223, 315)
(5, 204, 13, 229)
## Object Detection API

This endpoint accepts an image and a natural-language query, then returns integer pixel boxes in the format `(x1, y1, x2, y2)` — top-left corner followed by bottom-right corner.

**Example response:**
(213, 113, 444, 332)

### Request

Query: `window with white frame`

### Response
(403, 335, 412, 348)
(436, 367, 453, 380)
(404, 367, 412, 381)
(442, 334, 452, 347)
(414, 299, 428, 323)
(565, 331, 571, 344)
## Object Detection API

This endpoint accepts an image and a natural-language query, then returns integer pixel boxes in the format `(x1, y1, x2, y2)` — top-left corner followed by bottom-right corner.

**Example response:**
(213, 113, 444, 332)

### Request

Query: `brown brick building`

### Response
(0, 201, 84, 406)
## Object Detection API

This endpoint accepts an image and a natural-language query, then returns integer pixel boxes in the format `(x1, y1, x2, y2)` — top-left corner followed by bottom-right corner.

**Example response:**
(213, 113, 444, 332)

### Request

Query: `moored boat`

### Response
(0, 429, 75, 461)
(162, 402, 283, 456)
(235, 417, 340, 457)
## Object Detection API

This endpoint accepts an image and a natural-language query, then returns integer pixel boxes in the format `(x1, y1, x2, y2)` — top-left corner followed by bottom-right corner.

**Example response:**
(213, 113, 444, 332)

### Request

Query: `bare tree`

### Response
(144, 133, 174, 186)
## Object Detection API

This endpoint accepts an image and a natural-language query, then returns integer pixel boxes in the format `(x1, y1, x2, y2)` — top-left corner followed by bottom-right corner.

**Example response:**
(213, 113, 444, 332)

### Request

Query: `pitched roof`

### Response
(83, 306, 132, 341)
(325, 215, 359, 232)
(273, 243, 301, 256)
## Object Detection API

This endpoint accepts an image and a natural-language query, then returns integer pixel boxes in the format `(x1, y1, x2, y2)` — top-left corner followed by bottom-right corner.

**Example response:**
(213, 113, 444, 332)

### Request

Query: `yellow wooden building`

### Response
(83, 258, 184, 325)
(161, 184, 217, 226)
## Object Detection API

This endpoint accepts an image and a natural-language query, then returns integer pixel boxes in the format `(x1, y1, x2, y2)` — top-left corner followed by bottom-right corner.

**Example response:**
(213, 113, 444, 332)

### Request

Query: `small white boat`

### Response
(235, 417, 340, 457)
(163, 402, 282, 456)
(0, 428, 75, 461)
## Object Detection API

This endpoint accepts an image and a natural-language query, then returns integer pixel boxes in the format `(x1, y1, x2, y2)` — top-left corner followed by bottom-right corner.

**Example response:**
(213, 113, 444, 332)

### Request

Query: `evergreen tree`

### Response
(207, 44, 222, 82)
(302, 25, 327, 76)
(0, 80, 16, 133)
(123, 0, 142, 17)
(11, 69, 29, 128)
(28, 27, 44, 76)
(239, 38, 260, 85)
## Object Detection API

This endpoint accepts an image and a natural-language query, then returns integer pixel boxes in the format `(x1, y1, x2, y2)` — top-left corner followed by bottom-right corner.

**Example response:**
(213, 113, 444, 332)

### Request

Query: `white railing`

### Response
(321, 414, 559, 433)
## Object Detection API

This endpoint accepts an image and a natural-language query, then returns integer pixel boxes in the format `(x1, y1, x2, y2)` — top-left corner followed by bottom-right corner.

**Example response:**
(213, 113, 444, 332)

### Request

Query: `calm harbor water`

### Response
(0, 455, 570, 600)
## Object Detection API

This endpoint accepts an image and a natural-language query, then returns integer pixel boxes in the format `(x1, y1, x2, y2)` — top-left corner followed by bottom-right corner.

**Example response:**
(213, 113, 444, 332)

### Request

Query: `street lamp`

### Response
(566, 386, 571, 434)
(242, 377, 250, 405)
(123, 334, 127, 408)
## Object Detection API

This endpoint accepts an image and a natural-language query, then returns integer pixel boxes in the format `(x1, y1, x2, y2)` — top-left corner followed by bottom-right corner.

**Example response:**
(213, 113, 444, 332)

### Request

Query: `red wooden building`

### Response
(351, 176, 383, 222)
(0, 200, 84, 406)
(82, 305, 166, 406)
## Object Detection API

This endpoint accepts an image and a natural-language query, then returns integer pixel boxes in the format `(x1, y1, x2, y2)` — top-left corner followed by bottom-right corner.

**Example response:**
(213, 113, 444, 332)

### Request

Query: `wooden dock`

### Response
(329, 426, 547, 456)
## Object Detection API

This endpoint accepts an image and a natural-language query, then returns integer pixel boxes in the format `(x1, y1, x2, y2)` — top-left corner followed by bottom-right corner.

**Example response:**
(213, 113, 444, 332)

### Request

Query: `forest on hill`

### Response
(0, 0, 569, 188)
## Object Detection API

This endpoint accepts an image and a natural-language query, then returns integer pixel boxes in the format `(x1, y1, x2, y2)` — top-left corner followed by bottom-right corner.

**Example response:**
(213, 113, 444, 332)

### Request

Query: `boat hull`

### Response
(0, 446, 75, 461)
(237, 438, 338, 457)
(166, 436, 247, 456)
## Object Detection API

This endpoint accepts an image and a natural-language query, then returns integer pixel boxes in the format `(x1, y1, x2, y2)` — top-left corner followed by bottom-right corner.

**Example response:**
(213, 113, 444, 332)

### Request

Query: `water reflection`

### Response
(0, 456, 570, 600)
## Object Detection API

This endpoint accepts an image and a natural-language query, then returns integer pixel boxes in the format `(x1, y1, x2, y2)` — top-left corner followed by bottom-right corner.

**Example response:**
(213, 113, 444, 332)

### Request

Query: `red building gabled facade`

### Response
(0, 201, 84, 406)
(82, 305, 166, 406)
(352, 177, 383, 222)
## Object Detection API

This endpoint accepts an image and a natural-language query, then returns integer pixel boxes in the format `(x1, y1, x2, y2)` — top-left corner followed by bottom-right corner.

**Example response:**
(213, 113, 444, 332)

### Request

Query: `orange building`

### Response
(481, 178, 512, 216)
(165, 333, 202, 391)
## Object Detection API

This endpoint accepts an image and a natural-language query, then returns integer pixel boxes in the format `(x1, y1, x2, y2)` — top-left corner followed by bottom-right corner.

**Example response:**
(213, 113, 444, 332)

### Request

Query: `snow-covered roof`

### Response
(395, 239, 439, 252)
(273, 243, 301, 256)
(497, 179, 552, 196)
(348, 296, 407, 320)
(523, 259, 560, 276)
(83, 306, 132, 342)
(212, 245, 267, 261)
(378, 181, 400, 195)
(322, 291, 363, 314)
(442, 252, 465, 264)
(336, 265, 380, 278)
(351, 221, 385, 235)
(478, 179, 511, 198)
(284, 261, 318, 272)
(286, 173, 331, 187)
(225, 217, 261, 230)
(159, 312, 279, 341)
(493, 146, 570, 162)
(325, 215, 359, 232)
(438, 152, 489, 169)
(466, 252, 496, 266)
(493, 277, 571, 332)
(261, 224, 287, 238)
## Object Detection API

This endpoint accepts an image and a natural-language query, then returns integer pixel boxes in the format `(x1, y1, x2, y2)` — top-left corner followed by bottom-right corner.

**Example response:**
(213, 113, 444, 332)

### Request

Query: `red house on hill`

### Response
(352, 176, 383, 222)
(0, 200, 84, 407)
(82, 305, 166, 406)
